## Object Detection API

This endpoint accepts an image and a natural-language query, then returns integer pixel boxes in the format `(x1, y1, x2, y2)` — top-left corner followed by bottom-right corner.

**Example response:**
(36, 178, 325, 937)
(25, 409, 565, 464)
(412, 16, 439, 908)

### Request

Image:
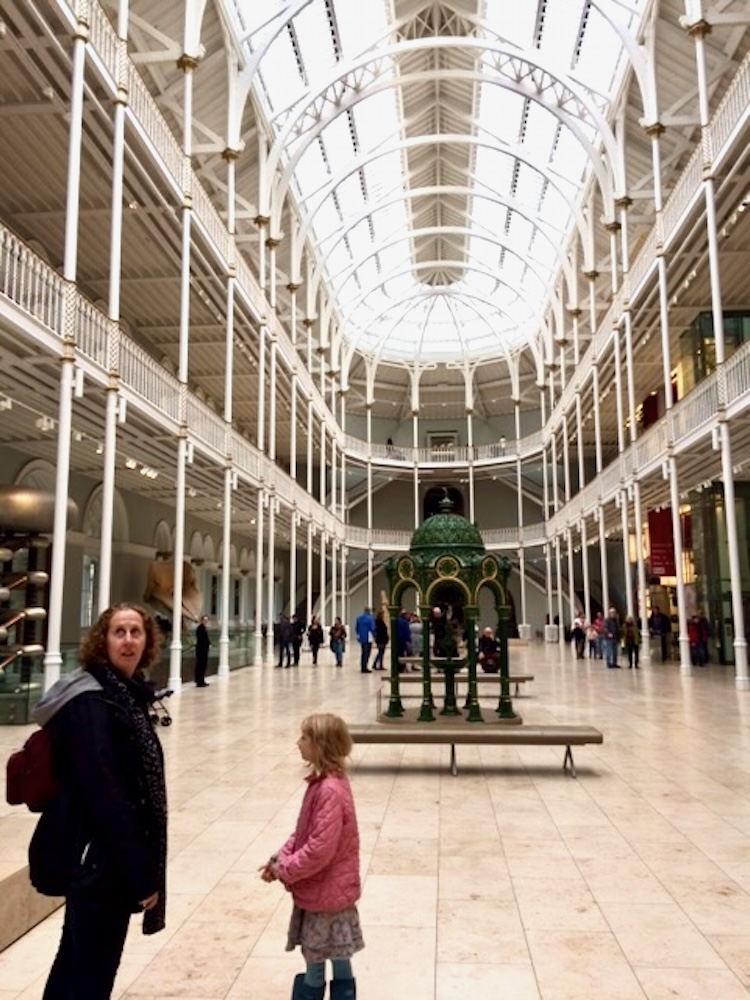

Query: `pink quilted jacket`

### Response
(275, 772, 361, 912)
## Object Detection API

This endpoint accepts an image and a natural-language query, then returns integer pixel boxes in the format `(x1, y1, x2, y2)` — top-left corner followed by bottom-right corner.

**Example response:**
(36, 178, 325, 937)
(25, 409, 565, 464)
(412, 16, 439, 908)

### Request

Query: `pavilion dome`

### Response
(409, 510, 486, 563)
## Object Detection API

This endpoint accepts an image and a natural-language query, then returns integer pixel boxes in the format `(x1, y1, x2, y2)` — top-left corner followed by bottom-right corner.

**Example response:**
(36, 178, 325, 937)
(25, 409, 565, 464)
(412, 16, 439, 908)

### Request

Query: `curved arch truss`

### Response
(246, 0, 647, 364)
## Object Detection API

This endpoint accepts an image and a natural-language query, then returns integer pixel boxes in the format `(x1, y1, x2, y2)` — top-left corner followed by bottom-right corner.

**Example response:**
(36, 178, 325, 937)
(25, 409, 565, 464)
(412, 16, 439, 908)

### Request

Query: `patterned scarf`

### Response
(93, 664, 168, 935)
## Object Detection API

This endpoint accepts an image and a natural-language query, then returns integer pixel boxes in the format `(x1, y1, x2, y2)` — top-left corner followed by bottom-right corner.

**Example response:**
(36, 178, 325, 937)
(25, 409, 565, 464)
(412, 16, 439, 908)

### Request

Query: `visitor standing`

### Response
(260, 713, 363, 1000)
(194, 614, 211, 687)
(307, 616, 324, 666)
(329, 618, 347, 667)
(354, 607, 375, 673)
(30, 603, 168, 1000)
(372, 610, 389, 670)
(604, 607, 621, 668)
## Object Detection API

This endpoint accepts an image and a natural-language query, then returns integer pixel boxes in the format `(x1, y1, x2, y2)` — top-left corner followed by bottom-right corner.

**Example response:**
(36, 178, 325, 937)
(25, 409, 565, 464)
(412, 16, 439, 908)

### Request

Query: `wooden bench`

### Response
(350, 722, 603, 777)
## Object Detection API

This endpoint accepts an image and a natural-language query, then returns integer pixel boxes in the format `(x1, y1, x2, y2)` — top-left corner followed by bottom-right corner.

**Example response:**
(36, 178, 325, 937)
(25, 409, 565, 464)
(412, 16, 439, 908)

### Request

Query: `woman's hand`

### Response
(140, 891, 159, 910)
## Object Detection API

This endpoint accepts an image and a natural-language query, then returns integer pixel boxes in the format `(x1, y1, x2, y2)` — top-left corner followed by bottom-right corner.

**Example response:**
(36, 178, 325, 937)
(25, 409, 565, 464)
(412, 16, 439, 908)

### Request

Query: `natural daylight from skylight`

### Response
(238, 0, 643, 364)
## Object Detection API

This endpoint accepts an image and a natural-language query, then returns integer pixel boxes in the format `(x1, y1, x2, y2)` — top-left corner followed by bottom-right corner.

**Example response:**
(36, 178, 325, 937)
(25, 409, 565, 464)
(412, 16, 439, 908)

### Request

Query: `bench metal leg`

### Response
(450, 743, 457, 776)
(563, 745, 577, 777)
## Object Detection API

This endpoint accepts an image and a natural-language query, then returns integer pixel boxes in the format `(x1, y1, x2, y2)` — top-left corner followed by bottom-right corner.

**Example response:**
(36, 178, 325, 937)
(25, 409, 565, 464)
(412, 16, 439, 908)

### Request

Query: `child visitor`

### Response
(260, 713, 364, 999)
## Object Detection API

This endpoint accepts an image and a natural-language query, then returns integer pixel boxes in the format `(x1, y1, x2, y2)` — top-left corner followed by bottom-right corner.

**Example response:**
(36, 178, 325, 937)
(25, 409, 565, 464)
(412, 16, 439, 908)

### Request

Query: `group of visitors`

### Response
(571, 604, 711, 669)
(570, 607, 640, 668)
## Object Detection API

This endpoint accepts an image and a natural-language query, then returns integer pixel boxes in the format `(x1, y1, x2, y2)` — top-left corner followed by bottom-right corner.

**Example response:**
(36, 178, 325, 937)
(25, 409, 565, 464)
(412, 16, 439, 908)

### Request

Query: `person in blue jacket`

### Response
(354, 607, 375, 673)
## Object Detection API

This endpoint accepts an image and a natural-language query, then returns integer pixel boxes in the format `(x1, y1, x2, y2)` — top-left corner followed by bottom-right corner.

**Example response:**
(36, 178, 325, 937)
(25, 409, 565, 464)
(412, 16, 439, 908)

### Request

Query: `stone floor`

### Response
(1, 642, 750, 999)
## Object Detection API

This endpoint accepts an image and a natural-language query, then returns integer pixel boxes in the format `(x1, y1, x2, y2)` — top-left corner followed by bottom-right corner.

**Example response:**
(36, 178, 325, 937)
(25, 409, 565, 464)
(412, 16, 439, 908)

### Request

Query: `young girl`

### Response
(260, 714, 363, 1000)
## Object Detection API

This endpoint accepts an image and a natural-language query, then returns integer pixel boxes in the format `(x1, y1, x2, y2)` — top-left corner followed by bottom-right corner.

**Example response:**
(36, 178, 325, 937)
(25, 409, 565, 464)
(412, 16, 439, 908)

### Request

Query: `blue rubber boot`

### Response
(291, 973, 326, 1000)
(329, 978, 356, 999)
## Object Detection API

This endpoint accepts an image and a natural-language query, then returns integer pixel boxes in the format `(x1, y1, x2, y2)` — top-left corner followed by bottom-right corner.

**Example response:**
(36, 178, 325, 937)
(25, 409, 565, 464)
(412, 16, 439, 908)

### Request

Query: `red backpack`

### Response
(6, 727, 59, 812)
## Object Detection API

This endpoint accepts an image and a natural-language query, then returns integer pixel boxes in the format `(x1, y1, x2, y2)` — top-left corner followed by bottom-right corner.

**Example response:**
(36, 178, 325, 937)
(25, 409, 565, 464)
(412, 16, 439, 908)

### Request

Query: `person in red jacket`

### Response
(260, 714, 363, 1000)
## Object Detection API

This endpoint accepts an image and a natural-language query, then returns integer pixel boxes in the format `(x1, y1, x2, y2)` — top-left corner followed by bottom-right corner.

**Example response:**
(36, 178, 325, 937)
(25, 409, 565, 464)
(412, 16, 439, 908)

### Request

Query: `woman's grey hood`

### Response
(33, 667, 102, 726)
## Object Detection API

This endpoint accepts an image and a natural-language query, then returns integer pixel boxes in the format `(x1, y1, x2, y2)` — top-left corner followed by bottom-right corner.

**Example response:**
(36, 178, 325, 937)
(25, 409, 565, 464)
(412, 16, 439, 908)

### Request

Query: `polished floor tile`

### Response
(1, 643, 750, 998)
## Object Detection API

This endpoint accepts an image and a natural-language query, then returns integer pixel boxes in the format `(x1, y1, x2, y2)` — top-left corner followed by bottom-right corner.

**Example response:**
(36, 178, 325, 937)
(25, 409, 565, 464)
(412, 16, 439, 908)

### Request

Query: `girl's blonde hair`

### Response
(301, 713, 353, 776)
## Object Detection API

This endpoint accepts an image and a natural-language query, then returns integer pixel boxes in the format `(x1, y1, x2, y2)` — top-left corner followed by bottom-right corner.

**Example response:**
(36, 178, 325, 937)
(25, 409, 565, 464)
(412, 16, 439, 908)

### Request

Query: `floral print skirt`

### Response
(286, 905, 365, 963)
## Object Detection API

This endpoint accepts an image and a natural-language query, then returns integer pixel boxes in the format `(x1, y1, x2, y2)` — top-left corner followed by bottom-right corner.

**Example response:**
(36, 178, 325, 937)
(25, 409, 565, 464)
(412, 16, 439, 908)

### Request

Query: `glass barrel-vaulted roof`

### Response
(238, 0, 644, 364)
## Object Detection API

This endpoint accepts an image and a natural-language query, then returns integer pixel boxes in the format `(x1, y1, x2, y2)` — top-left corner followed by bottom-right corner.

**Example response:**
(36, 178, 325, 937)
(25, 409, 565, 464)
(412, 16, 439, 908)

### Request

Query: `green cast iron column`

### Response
(385, 606, 404, 718)
(496, 604, 518, 720)
(464, 610, 483, 722)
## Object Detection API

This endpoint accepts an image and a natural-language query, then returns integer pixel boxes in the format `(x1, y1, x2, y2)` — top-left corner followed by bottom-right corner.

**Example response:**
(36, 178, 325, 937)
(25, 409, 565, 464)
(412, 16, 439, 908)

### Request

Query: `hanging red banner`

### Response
(648, 507, 676, 577)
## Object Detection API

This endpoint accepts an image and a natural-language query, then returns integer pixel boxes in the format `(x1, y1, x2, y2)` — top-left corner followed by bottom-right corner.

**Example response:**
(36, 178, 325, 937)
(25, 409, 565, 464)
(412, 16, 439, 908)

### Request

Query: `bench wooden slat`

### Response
(350, 724, 601, 745)
(350, 723, 603, 777)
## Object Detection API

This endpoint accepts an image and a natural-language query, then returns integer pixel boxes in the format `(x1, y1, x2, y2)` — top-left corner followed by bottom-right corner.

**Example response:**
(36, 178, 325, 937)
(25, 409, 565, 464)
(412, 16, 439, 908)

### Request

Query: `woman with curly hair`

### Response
(29, 603, 168, 1000)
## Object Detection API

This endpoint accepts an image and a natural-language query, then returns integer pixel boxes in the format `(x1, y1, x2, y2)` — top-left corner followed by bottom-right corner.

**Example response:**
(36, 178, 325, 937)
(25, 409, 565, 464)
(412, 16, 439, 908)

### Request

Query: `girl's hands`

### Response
(258, 855, 279, 882)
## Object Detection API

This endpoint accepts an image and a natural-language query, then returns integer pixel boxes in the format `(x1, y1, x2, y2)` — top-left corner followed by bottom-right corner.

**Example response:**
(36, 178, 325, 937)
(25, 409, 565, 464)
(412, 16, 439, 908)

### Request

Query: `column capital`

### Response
(615, 195, 633, 211)
(266, 237, 281, 250)
(641, 120, 665, 138)
(583, 269, 599, 281)
(221, 147, 241, 162)
(681, 17, 712, 39)
(604, 219, 621, 234)
(176, 53, 200, 72)
(253, 214, 270, 228)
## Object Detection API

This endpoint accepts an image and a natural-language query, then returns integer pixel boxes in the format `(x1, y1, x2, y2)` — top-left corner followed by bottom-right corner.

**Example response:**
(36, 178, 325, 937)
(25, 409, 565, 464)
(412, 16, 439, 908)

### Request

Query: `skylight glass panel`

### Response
(344, 219, 375, 262)
(477, 84, 524, 142)
(471, 196, 506, 233)
(325, 241, 354, 280)
(537, 2, 580, 71)
(550, 128, 588, 186)
(316, 209, 345, 253)
(293, 140, 331, 200)
(532, 238, 556, 271)
(354, 90, 400, 149)
(471, 271, 498, 297)
(257, 33, 303, 113)
(332, 170, 366, 219)
(335, 0, 389, 59)
(370, 243, 403, 278)
(318, 111, 356, 168)
(474, 145, 513, 193)
(483, 0, 537, 49)
(521, 102, 558, 161)
(513, 161, 545, 210)
(474, 234, 504, 271)
(574, 7, 625, 95)
(505, 213, 534, 252)
(292, 3, 338, 84)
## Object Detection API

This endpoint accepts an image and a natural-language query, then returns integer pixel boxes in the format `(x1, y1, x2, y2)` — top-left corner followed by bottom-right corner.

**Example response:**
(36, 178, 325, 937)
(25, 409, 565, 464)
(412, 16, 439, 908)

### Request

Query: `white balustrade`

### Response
(119, 340, 181, 424)
(710, 50, 750, 161)
(75, 300, 109, 367)
(186, 396, 226, 456)
(726, 343, 750, 412)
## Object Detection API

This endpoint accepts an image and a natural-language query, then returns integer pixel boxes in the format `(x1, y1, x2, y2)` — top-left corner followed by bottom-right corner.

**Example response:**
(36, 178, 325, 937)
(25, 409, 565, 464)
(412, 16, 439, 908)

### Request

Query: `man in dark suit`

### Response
(276, 613, 293, 668)
(194, 615, 211, 687)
